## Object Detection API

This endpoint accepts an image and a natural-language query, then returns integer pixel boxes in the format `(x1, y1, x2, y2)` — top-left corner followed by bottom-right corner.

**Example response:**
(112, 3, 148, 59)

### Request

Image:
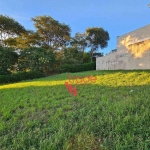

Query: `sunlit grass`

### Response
(0, 71, 150, 90)
(0, 80, 65, 89)
(0, 70, 150, 149)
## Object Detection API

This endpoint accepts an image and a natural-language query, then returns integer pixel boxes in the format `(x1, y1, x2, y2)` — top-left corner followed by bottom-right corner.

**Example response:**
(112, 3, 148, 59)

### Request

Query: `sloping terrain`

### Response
(0, 70, 150, 150)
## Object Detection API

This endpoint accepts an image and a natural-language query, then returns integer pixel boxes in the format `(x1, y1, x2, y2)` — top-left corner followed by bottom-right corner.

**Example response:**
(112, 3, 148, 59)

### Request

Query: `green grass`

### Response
(0, 70, 150, 150)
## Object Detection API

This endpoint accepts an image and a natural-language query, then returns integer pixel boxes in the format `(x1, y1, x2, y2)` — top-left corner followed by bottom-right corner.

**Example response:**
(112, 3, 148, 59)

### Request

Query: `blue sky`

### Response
(0, 0, 150, 54)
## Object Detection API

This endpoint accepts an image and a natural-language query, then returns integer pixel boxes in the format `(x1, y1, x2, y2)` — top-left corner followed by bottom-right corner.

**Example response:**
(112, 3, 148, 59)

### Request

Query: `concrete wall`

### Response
(96, 24, 150, 70)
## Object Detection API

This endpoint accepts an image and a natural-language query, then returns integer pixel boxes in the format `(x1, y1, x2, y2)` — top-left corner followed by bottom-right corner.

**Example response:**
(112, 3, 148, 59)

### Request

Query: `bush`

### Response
(58, 62, 96, 73)
(0, 71, 45, 84)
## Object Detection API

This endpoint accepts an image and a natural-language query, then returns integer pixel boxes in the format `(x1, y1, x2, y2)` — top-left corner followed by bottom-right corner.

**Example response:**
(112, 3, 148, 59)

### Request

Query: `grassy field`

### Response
(0, 70, 150, 150)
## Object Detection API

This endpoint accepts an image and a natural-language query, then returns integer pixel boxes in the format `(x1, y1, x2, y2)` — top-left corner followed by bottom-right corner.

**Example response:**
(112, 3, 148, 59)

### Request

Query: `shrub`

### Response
(0, 71, 45, 84)
(58, 62, 96, 73)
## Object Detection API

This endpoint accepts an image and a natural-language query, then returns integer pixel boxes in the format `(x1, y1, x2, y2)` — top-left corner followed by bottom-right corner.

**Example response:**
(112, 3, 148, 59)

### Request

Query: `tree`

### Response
(92, 52, 104, 62)
(71, 32, 87, 51)
(18, 47, 55, 74)
(111, 49, 117, 52)
(62, 47, 83, 65)
(70, 33, 87, 63)
(31, 15, 71, 50)
(83, 52, 91, 63)
(0, 46, 18, 75)
(86, 27, 110, 62)
(0, 14, 26, 47)
(5, 30, 41, 50)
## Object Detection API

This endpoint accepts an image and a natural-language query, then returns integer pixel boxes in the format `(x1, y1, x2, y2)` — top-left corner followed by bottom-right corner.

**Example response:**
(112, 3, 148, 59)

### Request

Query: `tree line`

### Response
(0, 14, 110, 75)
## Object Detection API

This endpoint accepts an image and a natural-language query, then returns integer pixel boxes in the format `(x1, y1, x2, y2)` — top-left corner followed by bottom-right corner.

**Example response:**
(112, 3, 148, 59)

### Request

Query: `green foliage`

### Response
(83, 52, 91, 63)
(19, 47, 56, 74)
(58, 62, 96, 73)
(5, 30, 41, 50)
(0, 71, 45, 84)
(86, 27, 110, 49)
(0, 14, 26, 47)
(111, 48, 117, 52)
(92, 52, 104, 62)
(62, 47, 83, 65)
(31, 15, 71, 49)
(71, 28, 110, 63)
(71, 33, 87, 51)
(0, 46, 18, 75)
(0, 15, 110, 78)
(86, 27, 110, 61)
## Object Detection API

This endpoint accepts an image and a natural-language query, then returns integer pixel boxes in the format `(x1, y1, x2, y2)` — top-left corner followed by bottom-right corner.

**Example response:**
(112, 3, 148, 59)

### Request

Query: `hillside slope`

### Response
(0, 70, 150, 149)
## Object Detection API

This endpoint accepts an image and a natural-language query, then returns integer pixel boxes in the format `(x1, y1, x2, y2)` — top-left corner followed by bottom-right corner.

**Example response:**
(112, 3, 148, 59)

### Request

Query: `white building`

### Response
(96, 24, 150, 70)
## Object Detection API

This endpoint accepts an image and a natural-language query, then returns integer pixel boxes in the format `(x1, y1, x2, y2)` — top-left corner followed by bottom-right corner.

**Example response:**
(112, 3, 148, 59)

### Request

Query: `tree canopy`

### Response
(0, 14, 110, 75)
(86, 27, 110, 61)
(31, 15, 71, 50)
(71, 33, 87, 52)
(5, 30, 41, 49)
(0, 15, 26, 47)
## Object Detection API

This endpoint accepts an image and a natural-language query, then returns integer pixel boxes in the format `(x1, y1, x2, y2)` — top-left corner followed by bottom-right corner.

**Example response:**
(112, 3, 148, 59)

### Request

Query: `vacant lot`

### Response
(0, 70, 150, 150)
